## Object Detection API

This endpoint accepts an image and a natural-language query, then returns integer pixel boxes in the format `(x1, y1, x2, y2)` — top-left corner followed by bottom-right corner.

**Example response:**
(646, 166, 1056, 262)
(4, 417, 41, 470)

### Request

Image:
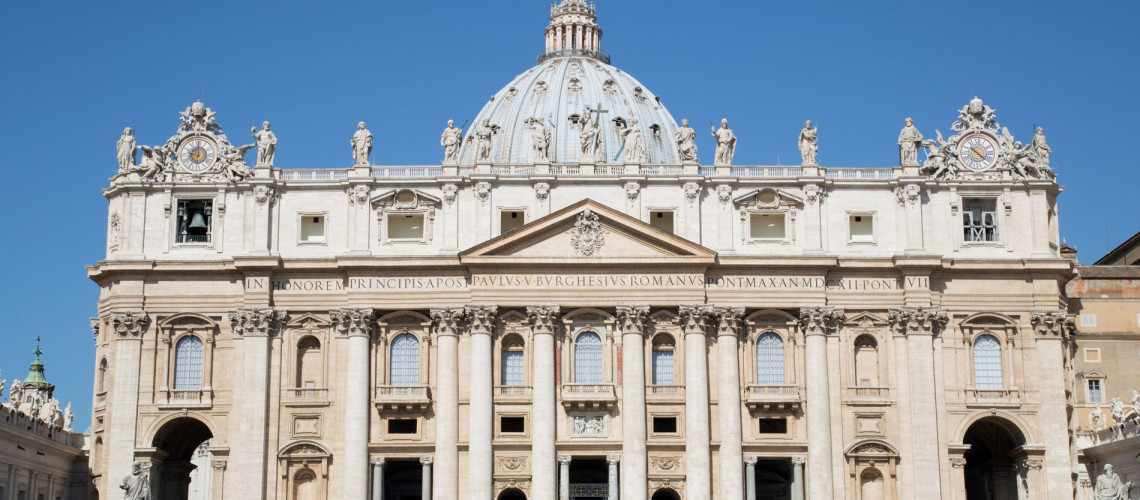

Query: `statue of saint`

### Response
(1090, 406, 1105, 430)
(675, 119, 698, 162)
(1132, 390, 1140, 423)
(440, 120, 464, 163)
(898, 118, 923, 165)
(571, 110, 602, 162)
(469, 120, 498, 162)
(117, 127, 137, 173)
(120, 461, 150, 500)
(711, 119, 736, 166)
(799, 120, 819, 165)
(351, 122, 372, 165)
(1096, 464, 1133, 500)
(527, 117, 553, 162)
(250, 121, 277, 166)
(1110, 397, 1126, 425)
(616, 120, 645, 163)
(1033, 127, 1052, 168)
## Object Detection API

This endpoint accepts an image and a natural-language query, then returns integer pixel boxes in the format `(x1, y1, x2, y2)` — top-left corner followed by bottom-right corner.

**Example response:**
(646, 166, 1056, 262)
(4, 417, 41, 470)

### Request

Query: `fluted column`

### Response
(889, 307, 948, 499)
(715, 307, 746, 500)
(371, 458, 385, 500)
(106, 312, 149, 491)
(606, 455, 620, 500)
(744, 457, 757, 500)
(431, 308, 465, 500)
(680, 305, 713, 498)
(467, 305, 498, 500)
(617, 305, 649, 500)
(1031, 311, 1077, 499)
(528, 306, 561, 500)
(332, 308, 376, 500)
(558, 455, 572, 500)
(230, 308, 284, 500)
(421, 457, 434, 500)
(798, 307, 844, 500)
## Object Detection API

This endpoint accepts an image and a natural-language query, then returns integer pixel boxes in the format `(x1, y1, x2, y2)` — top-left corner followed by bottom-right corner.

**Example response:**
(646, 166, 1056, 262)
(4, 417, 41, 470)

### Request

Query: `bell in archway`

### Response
(188, 212, 208, 230)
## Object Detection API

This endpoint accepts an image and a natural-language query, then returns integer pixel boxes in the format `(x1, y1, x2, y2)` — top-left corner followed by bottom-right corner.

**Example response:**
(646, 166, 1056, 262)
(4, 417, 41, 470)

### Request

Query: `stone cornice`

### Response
(228, 308, 285, 338)
(1030, 310, 1074, 339)
(714, 307, 745, 338)
(679, 305, 713, 335)
(798, 307, 845, 336)
(430, 308, 465, 337)
(110, 311, 150, 338)
(526, 306, 561, 334)
(615, 305, 650, 334)
(465, 306, 498, 334)
(887, 307, 948, 336)
(330, 308, 376, 337)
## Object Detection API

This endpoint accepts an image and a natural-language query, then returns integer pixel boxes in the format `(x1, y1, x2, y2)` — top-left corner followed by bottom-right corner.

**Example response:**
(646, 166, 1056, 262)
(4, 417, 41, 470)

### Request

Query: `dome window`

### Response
(650, 124, 662, 138)
(634, 87, 647, 101)
(603, 80, 616, 94)
(568, 78, 582, 93)
(534, 81, 547, 96)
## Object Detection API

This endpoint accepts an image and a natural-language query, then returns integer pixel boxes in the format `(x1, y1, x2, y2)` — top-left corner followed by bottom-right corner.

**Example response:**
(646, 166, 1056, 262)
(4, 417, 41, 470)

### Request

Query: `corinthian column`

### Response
(332, 308, 376, 499)
(467, 305, 498, 500)
(616, 305, 650, 500)
(679, 305, 713, 498)
(229, 308, 285, 500)
(798, 307, 844, 500)
(430, 308, 465, 499)
(106, 312, 149, 493)
(715, 307, 746, 499)
(528, 306, 561, 500)
(889, 307, 947, 499)
(1030, 310, 1076, 498)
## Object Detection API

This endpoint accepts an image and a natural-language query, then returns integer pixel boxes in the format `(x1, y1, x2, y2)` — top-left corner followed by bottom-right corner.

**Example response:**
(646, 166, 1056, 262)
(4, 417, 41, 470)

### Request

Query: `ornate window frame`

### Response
(168, 192, 221, 250)
(375, 312, 433, 386)
(952, 189, 1010, 250)
(372, 189, 439, 245)
(157, 313, 219, 409)
(959, 314, 1020, 404)
(284, 314, 332, 407)
(743, 310, 800, 387)
(734, 188, 801, 245)
(494, 311, 532, 396)
(1081, 370, 1106, 404)
(561, 309, 616, 385)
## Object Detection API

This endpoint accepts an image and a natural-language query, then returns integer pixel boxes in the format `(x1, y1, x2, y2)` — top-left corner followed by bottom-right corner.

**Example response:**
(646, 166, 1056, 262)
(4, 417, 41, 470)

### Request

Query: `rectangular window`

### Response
(963, 199, 997, 242)
(1087, 380, 1103, 403)
(500, 210, 525, 235)
(387, 213, 425, 240)
(750, 213, 786, 240)
(300, 215, 326, 243)
(649, 211, 675, 234)
(500, 416, 525, 433)
(175, 200, 213, 243)
(849, 215, 873, 242)
(1084, 348, 1101, 363)
(759, 418, 788, 434)
(1081, 314, 1097, 328)
(652, 350, 675, 385)
(502, 351, 525, 386)
(387, 419, 418, 434)
(652, 417, 678, 434)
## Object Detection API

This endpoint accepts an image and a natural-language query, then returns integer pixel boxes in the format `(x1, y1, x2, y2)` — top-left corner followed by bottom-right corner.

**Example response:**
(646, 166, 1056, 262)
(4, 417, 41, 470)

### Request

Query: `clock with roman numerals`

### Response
(957, 134, 998, 171)
(177, 137, 218, 172)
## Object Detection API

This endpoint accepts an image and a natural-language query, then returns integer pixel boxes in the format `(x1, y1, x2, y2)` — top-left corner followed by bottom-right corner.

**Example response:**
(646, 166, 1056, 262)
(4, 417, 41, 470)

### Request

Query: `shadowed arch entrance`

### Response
(499, 488, 527, 500)
(963, 417, 1026, 500)
(651, 489, 681, 500)
(151, 417, 214, 500)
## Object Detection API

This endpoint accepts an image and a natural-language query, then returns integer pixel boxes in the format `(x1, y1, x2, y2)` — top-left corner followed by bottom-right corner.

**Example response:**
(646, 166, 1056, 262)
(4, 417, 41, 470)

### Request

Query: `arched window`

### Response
(973, 334, 1003, 389)
(854, 335, 879, 386)
(651, 335, 676, 386)
(501, 335, 526, 386)
(296, 337, 322, 388)
(755, 332, 784, 385)
(573, 331, 603, 383)
(97, 358, 109, 393)
(174, 336, 204, 390)
(390, 334, 421, 386)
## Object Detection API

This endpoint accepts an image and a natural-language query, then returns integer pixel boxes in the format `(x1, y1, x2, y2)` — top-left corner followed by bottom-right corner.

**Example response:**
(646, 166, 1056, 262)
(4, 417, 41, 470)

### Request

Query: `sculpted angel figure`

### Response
(1096, 464, 1133, 500)
(250, 121, 277, 166)
(117, 127, 137, 172)
(468, 119, 499, 162)
(351, 122, 373, 165)
(120, 461, 150, 500)
(798, 120, 818, 165)
(571, 110, 602, 162)
(711, 119, 736, 166)
(921, 129, 952, 179)
(675, 119, 698, 162)
(898, 118, 923, 165)
(440, 120, 464, 163)
(1033, 127, 1052, 168)
(137, 145, 168, 182)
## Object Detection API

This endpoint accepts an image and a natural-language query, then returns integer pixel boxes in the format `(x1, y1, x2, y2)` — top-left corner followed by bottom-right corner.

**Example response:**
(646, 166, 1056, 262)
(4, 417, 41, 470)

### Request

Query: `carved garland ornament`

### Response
(569, 209, 606, 256)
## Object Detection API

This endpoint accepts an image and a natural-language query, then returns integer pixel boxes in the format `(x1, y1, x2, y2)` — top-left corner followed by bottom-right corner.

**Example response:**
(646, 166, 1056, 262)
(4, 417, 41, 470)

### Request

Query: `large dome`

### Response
(458, 1, 681, 165)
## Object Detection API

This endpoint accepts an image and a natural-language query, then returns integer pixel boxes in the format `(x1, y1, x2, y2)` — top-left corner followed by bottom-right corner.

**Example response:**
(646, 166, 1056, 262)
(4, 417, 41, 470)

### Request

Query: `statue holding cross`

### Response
(571, 104, 606, 162)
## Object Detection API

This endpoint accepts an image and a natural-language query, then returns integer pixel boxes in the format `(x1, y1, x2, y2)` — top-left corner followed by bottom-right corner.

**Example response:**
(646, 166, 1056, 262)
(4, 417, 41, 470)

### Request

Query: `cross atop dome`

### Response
(540, 0, 609, 64)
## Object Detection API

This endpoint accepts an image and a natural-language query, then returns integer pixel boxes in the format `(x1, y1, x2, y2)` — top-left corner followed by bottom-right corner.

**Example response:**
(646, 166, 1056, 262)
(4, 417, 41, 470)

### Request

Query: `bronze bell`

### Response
(188, 212, 208, 230)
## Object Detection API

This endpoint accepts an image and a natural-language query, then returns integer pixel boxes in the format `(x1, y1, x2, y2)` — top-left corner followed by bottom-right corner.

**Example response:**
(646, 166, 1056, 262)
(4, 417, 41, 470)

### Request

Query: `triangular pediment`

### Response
(460, 199, 716, 265)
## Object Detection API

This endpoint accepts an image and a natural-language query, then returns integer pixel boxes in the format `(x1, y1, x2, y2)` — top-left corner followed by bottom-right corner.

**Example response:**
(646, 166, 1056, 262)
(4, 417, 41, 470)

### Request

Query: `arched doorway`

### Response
(963, 417, 1026, 500)
(499, 488, 527, 500)
(651, 489, 681, 500)
(151, 417, 214, 500)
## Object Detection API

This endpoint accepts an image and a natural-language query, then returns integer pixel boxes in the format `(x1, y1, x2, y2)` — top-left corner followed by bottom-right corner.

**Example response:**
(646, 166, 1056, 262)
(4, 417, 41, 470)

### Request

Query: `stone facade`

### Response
(89, 2, 1079, 499)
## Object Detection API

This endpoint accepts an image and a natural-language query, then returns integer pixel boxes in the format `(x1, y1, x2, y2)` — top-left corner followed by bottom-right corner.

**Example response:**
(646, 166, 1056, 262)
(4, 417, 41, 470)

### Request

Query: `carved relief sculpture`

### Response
(569, 209, 606, 256)
(711, 118, 736, 166)
(251, 121, 277, 166)
(799, 120, 818, 165)
(441, 120, 464, 164)
(898, 118, 923, 166)
(351, 122, 373, 165)
(675, 119, 698, 162)
(534, 182, 550, 201)
(441, 184, 458, 205)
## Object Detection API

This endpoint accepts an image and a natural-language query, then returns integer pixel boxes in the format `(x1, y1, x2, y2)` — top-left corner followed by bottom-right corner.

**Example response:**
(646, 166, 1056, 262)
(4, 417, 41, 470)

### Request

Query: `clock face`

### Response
(958, 134, 998, 171)
(178, 138, 217, 172)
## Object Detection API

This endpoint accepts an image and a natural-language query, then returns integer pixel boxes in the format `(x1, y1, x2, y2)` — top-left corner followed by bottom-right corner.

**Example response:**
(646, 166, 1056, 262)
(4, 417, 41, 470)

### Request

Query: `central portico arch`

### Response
(148, 415, 217, 499)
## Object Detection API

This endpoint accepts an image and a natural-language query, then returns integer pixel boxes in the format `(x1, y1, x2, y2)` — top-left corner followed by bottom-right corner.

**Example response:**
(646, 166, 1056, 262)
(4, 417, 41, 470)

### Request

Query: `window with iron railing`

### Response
(963, 199, 997, 243)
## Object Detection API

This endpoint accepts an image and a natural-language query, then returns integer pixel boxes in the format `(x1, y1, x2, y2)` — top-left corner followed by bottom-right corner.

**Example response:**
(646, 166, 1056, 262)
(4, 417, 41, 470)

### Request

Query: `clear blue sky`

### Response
(1, 0, 1137, 430)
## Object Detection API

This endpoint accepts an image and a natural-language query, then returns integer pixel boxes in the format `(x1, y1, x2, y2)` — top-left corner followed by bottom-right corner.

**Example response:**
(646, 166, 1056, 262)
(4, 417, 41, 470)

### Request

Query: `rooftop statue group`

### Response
(2, 374, 76, 432)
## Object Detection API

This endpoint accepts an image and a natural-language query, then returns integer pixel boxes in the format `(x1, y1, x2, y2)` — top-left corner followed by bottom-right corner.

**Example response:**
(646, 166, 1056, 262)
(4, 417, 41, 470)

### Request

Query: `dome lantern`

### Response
(541, 0, 608, 64)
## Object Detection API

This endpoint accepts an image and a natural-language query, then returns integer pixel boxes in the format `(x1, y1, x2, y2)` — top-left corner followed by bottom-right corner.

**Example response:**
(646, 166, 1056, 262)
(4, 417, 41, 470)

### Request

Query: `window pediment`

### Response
(733, 188, 803, 209)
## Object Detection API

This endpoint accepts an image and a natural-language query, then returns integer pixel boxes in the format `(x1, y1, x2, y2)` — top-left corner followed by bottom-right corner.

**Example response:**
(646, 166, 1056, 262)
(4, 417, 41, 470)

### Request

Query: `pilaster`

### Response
(798, 307, 844, 500)
(616, 305, 649, 500)
(528, 306, 561, 500)
(888, 306, 948, 500)
(679, 304, 713, 498)
(1030, 310, 1076, 499)
(107, 311, 149, 494)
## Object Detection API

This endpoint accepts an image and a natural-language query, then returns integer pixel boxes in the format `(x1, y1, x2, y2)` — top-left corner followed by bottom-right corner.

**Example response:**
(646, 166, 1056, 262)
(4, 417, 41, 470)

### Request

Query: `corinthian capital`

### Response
(714, 307, 745, 338)
(330, 308, 376, 337)
(798, 307, 845, 336)
(229, 308, 285, 338)
(887, 307, 948, 336)
(679, 305, 713, 335)
(527, 306, 560, 334)
(1030, 310, 1074, 339)
(465, 306, 498, 334)
(110, 311, 150, 338)
(615, 305, 650, 334)
(430, 308, 465, 337)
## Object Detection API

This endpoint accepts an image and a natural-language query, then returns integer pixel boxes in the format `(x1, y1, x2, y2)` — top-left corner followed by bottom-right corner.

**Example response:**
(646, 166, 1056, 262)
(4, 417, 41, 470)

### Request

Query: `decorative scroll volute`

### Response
(714, 307, 745, 338)
(430, 308, 465, 337)
(887, 307, 948, 336)
(526, 306, 561, 334)
(465, 306, 498, 334)
(678, 305, 713, 335)
(1030, 310, 1074, 339)
(228, 308, 285, 338)
(615, 306, 650, 334)
(330, 308, 376, 337)
(798, 307, 846, 336)
(111, 311, 150, 338)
